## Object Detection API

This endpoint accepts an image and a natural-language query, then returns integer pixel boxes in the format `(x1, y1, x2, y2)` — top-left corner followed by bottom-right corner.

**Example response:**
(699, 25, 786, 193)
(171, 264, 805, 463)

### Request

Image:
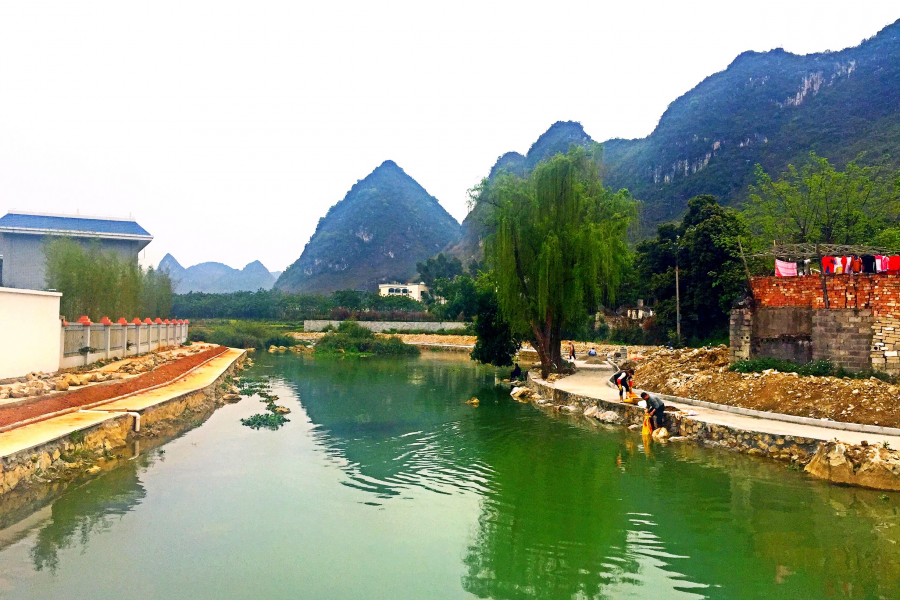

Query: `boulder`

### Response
(273, 406, 292, 414)
(805, 442, 900, 491)
(652, 427, 669, 440)
(597, 411, 621, 423)
(55, 380, 70, 392)
(222, 393, 241, 402)
(466, 397, 480, 406)
(583, 405, 599, 418)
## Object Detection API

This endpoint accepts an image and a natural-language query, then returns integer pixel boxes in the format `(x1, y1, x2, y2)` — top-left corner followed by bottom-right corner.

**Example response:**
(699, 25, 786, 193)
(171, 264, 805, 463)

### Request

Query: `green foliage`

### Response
(189, 320, 297, 349)
(730, 358, 895, 381)
(172, 288, 434, 321)
(635, 195, 756, 342)
(314, 321, 420, 356)
(430, 275, 478, 321)
(486, 146, 637, 374)
(238, 375, 290, 430)
(44, 237, 173, 320)
(747, 153, 900, 244)
(470, 273, 521, 367)
(416, 253, 463, 288)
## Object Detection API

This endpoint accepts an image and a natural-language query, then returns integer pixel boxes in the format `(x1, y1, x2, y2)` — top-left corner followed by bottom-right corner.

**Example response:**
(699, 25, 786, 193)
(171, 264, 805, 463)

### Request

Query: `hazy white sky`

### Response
(0, 1, 897, 272)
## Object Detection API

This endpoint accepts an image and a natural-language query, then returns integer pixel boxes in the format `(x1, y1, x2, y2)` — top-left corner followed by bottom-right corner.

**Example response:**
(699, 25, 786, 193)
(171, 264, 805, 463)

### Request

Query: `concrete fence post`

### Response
(82, 324, 91, 367)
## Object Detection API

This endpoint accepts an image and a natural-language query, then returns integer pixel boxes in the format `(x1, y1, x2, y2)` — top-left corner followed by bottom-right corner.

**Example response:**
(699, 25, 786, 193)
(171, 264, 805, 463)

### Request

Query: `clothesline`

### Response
(751, 243, 900, 261)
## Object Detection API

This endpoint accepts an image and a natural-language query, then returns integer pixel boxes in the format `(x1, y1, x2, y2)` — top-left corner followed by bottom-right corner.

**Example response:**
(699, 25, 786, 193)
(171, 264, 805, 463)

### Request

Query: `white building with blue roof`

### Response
(0, 211, 153, 290)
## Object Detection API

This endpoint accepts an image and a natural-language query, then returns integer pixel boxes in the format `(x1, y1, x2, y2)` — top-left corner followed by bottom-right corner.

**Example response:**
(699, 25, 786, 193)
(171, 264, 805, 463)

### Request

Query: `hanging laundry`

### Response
(851, 255, 862, 273)
(775, 259, 798, 277)
(889, 255, 900, 274)
(861, 254, 877, 273)
(822, 256, 836, 274)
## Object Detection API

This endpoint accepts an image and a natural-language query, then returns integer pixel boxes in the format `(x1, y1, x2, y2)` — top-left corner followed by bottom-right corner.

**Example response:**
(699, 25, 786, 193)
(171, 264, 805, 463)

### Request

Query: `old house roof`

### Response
(0, 211, 152, 241)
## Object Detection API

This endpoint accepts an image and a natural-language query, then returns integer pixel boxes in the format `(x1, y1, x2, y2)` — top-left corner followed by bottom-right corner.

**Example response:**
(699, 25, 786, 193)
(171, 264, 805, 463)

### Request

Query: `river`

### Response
(0, 352, 897, 599)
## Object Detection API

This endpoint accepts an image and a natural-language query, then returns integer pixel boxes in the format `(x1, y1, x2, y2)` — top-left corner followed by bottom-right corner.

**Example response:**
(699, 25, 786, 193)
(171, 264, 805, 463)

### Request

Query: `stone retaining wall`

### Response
(0, 353, 245, 497)
(526, 376, 821, 463)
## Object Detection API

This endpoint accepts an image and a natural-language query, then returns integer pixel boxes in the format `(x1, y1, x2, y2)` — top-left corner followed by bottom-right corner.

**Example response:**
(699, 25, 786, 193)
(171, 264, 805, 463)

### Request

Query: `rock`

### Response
(597, 411, 621, 423)
(805, 442, 900, 491)
(10, 390, 26, 399)
(273, 406, 291, 414)
(87, 466, 102, 475)
(55, 380, 70, 392)
(510, 387, 535, 403)
(222, 393, 241, 402)
(583, 405, 599, 418)
(628, 424, 641, 430)
(466, 397, 480, 406)
(652, 427, 669, 440)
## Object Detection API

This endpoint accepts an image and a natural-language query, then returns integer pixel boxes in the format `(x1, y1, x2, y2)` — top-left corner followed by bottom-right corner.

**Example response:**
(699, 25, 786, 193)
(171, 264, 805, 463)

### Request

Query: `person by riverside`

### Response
(568, 341, 576, 360)
(641, 392, 666, 429)
(588, 347, 597, 357)
(510, 363, 522, 380)
(611, 369, 634, 401)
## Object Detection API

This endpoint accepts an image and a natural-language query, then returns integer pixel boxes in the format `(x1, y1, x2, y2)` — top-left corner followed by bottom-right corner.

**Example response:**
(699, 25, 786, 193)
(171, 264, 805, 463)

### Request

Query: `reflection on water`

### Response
(31, 462, 147, 572)
(0, 353, 897, 600)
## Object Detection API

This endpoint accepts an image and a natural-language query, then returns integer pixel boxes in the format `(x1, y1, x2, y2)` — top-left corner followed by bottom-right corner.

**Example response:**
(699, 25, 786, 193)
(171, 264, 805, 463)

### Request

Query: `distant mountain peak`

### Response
(159, 255, 275, 293)
(276, 162, 460, 294)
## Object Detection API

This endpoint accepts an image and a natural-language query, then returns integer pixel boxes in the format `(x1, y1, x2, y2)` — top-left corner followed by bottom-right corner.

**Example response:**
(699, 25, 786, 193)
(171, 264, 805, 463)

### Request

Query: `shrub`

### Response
(314, 321, 419, 356)
(190, 320, 297, 349)
(729, 358, 896, 381)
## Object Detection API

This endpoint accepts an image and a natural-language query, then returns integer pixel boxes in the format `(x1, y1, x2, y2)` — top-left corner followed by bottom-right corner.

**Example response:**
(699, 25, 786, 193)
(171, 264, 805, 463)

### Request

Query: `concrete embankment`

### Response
(0, 348, 246, 497)
(526, 368, 900, 491)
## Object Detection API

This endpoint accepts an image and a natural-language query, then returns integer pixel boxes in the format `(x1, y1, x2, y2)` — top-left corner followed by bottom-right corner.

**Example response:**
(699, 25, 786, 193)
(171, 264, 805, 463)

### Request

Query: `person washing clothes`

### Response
(640, 392, 666, 429)
(613, 369, 634, 402)
(588, 347, 597, 357)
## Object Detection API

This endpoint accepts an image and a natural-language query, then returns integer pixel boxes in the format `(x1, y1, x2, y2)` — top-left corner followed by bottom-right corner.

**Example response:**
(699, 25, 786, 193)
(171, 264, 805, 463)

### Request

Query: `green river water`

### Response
(0, 353, 898, 599)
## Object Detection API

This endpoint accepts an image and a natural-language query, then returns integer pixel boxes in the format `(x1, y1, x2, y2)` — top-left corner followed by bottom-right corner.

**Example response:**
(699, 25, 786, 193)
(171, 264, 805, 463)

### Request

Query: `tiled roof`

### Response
(0, 212, 152, 239)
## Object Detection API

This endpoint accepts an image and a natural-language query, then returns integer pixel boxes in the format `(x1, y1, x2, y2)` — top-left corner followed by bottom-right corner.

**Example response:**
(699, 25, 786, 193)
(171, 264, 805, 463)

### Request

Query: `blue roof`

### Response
(0, 212, 152, 238)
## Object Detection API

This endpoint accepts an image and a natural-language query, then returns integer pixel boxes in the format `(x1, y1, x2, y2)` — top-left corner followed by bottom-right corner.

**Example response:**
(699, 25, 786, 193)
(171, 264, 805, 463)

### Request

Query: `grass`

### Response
(729, 357, 896, 382)
(315, 321, 420, 356)
(188, 319, 298, 350)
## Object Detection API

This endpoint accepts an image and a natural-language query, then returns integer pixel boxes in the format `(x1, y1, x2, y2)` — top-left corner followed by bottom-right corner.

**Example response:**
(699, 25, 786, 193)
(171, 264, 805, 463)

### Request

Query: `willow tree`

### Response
(486, 145, 638, 377)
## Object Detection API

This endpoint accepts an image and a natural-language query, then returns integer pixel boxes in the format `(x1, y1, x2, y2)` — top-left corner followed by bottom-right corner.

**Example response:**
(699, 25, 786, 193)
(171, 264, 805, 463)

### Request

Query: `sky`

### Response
(0, 1, 898, 273)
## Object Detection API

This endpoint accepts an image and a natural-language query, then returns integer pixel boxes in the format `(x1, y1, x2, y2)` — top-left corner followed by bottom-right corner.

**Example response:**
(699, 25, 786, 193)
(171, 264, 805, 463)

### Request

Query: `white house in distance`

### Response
(378, 282, 430, 301)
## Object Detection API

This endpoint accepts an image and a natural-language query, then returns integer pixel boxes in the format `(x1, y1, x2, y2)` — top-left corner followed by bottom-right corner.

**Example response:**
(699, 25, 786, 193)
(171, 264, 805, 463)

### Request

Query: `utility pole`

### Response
(675, 264, 681, 340)
(675, 235, 681, 341)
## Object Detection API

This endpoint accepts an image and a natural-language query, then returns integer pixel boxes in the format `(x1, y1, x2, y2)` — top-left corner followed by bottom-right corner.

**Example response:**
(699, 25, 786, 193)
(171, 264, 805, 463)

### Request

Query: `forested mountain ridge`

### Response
(447, 121, 594, 263)
(450, 19, 900, 262)
(275, 160, 461, 294)
(159, 254, 277, 293)
(602, 18, 900, 226)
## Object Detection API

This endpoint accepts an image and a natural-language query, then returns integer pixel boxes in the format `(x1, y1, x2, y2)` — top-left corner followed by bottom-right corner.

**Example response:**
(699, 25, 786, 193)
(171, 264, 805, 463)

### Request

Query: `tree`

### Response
(635, 195, 753, 342)
(486, 146, 637, 377)
(747, 153, 900, 244)
(470, 273, 521, 367)
(44, 237, 173, 321)
(416, 253, 464, 288)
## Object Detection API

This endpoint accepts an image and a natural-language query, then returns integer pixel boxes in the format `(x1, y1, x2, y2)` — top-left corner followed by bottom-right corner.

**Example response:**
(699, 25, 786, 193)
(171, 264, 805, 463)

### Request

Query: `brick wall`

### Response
(750, 274, 900, 316)
(745, 275, 900, 374)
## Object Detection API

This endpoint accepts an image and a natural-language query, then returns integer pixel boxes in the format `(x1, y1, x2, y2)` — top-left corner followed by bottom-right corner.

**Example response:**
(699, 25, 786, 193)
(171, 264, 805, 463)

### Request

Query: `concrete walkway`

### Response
(553, 367, 900, 447)
(0, 348, 244, 460)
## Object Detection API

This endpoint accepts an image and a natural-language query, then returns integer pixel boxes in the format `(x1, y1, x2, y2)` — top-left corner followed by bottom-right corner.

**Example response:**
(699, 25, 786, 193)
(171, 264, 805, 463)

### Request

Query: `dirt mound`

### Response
(635, 346, 900, 428)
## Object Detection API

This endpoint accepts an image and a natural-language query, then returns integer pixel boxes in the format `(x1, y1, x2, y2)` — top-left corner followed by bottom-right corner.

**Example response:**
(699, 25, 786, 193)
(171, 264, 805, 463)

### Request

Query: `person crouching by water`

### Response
(588, 347, 597, 357)
(612, 369, 634, 402)
(510, 363, 522, 380)
(641, 392, 665, 429)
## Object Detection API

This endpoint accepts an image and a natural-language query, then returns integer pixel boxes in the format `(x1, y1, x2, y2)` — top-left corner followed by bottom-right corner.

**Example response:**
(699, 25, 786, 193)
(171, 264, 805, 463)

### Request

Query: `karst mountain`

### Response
(275, 160, 461, 294)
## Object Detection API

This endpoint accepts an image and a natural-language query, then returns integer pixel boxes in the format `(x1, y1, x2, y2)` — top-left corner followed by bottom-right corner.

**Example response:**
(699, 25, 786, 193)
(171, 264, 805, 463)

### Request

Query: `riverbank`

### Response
(526, 367, 900, 491)
(0, 348, 246, 497)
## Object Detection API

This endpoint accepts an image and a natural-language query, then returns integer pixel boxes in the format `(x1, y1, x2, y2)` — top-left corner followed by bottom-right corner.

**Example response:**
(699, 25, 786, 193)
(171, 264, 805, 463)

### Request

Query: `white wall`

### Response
(0, 287, 61, 379)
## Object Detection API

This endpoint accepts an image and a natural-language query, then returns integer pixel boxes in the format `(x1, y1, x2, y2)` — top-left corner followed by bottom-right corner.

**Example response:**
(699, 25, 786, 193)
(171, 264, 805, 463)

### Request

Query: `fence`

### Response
(60, 317, 189, 369)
